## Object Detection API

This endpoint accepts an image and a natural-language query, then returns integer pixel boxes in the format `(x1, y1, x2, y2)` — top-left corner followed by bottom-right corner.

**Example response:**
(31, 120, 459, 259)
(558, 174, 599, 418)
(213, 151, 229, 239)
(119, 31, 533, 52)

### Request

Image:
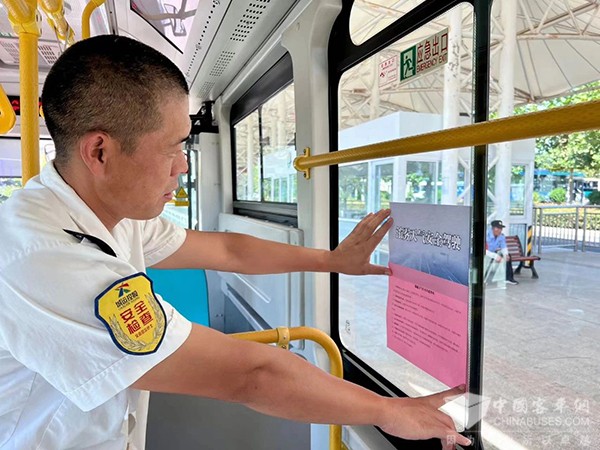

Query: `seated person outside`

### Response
(485, 220, 518, 285)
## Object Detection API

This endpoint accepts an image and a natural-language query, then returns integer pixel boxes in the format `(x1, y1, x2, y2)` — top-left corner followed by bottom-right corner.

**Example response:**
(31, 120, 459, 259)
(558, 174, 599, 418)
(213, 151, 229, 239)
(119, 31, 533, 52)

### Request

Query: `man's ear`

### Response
(78, 132, 117, 176)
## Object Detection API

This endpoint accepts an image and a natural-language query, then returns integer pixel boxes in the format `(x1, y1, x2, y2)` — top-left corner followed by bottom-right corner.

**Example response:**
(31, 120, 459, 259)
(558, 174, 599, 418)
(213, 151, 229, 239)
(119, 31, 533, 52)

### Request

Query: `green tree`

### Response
(519, 82, 600, 202)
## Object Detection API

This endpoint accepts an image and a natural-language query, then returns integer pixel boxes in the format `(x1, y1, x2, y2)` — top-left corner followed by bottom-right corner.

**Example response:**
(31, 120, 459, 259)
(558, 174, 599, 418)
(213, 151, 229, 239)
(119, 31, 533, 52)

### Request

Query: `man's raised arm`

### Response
(152, 209, 393, 276)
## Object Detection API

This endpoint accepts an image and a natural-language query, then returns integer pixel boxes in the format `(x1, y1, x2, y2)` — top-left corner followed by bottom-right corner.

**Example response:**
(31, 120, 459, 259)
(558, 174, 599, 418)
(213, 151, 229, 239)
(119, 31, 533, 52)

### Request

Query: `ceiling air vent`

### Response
(230, 0, 270, 42)
(0, 38, 62, 68)
(38, 43, 61, 65)
(198, 81, 216, 98)
(186, 0, 220, 77)
(0, 39, 20, 65)
(209, 50, 235, 77)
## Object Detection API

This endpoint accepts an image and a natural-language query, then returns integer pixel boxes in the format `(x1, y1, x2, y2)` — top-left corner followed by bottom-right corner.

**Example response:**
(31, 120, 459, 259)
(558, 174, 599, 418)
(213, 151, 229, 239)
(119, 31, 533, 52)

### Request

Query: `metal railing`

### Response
(533, 205, 600, 253)
(294, 100, 600, 179)
(231, 326, 345, 450)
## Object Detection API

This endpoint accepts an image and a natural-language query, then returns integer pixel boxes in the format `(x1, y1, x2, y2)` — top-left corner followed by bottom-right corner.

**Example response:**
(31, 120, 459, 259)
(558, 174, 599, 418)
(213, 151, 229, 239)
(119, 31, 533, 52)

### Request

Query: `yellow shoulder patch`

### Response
(95, 273, 166, 355)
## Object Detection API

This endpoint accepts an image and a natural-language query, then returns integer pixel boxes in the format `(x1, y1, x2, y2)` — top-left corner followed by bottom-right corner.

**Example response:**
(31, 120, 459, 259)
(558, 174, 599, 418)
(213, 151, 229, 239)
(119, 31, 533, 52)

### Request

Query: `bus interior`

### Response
(1, 1, 599, 449)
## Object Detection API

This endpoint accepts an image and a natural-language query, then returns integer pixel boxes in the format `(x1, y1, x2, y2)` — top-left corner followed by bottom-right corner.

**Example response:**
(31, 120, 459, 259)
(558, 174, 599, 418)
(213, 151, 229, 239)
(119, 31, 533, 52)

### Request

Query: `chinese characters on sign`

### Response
(395, 226, 462, 251)
(378, 55, 399, 88)
(387, 203, 471, 387)
(400, 28, 449, 83)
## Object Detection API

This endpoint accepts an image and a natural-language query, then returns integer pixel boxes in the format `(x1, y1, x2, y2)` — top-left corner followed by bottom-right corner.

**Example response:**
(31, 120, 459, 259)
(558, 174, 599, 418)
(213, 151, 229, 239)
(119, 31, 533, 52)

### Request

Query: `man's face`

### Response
(102, 95, 191, 221)
(492, 226, 502, 237)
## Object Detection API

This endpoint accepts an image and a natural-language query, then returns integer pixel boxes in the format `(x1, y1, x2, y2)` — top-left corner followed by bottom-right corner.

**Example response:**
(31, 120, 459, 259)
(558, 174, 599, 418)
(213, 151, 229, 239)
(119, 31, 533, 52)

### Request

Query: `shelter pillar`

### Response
(441, 5, 462, 205)
(495, 0, 518, 224)
(370, 56, 380, 120)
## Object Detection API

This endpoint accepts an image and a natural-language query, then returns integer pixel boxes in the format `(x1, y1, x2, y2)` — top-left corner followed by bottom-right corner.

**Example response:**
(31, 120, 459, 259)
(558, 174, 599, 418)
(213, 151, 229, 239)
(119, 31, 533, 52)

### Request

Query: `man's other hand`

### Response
(331, 209, 393, 275)
(379, 386, 472, 450)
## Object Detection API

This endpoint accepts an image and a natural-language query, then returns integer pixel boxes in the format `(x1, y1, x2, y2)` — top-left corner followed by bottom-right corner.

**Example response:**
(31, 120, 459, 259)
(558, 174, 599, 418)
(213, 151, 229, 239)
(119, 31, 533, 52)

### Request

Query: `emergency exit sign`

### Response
(400, 28, 449, 83)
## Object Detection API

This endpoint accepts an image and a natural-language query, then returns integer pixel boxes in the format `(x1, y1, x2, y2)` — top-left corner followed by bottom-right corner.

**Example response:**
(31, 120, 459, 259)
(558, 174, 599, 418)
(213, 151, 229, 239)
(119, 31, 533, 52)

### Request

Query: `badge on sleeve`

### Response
(95, 273, 166, 355)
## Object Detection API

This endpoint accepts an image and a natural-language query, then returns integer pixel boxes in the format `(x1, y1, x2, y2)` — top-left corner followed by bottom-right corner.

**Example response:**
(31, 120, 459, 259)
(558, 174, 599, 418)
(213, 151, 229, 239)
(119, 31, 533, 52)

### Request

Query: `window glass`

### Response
(260, 83, 297, 203)
(234, 83, 296, 204)
(406, 161, 438, 204)
(234, 111, 261, 202)
(0, 177, 21, 204)
(0, 138, 53, 204)
(349, 0, 428, 45)
(338, 4, 474, 398)
(130, 0, 199, 52)
(482, 1, 600, 448)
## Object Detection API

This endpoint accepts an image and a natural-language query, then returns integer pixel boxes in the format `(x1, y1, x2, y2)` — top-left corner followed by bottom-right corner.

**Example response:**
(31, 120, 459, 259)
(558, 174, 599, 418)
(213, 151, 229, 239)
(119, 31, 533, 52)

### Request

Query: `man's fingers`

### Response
(361, 209, 391, 235)
(444, 431, 472, 447)
(350, 213, 374, 239)
(429, 385, 466, 408)
(370, 217, 393, 244)
(442, 385, 466, 403)
(437, 414, 471, 448)
(367, 264, 391, 276)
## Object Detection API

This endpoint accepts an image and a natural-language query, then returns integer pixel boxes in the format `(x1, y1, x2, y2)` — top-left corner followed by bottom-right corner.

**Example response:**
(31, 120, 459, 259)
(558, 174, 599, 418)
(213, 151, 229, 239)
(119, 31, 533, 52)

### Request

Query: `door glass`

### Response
(337, 4, 475, 400)
(349, 0, 428, 45)
(406, 161, 437, 204)
(510, 164, 526, 216)
(481, 1, 600, 448)
(375, 163, 393, 210)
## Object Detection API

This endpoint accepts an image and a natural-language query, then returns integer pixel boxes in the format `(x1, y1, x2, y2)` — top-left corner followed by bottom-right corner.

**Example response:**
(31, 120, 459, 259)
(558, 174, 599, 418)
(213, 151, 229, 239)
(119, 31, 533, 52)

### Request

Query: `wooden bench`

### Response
(506, 235, 541, 279)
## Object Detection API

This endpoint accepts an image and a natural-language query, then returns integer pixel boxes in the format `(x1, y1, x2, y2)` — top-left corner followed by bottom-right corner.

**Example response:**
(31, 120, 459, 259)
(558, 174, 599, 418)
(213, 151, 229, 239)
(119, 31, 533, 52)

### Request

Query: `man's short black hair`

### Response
(42, 35, 189, 168)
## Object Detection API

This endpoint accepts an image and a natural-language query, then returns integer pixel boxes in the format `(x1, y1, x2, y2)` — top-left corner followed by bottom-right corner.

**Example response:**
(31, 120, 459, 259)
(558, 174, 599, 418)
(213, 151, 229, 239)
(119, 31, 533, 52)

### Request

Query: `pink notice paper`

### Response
(387, 263, 468, 387)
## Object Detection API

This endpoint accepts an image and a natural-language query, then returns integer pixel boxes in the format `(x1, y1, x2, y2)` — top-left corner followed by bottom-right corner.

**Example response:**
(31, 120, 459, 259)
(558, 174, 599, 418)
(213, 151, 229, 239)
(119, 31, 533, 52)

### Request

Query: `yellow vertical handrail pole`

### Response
(3, 0, 41, 184)
(232, 326, 344, 450)
(38, 0, 75, 46)
(81, 0, 106, 40)
(0, 84, 17, 134)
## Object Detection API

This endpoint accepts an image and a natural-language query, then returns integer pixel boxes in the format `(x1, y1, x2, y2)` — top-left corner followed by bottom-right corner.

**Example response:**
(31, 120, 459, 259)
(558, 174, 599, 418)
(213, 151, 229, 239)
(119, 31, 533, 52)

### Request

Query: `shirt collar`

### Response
(38, 162, 128, 258)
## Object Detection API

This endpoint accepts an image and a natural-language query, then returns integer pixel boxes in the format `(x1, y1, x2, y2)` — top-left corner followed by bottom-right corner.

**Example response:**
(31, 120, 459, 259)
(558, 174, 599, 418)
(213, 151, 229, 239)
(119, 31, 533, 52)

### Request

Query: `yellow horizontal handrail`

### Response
(294, 100, 600, 179)
(82, 0, 106, 40)
(231, 326, 344, 450)
(0, 84, 16, 134)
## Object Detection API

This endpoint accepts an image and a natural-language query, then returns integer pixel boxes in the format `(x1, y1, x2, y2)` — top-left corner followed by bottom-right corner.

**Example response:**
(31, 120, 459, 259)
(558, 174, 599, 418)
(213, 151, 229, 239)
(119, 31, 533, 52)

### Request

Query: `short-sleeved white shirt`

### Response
(0, 163, 192, 449)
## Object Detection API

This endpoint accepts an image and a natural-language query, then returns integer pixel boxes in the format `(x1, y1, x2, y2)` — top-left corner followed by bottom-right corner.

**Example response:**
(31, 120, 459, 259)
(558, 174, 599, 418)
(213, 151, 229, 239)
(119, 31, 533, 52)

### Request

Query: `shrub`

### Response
(549, 187, 566, 204)
(533, 191, 543, 204)
(588, 191, 600, 206)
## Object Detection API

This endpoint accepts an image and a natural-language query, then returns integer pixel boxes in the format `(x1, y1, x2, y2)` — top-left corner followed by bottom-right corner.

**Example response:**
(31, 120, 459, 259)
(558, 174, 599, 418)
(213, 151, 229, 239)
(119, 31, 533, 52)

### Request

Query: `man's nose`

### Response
(174, 150, 188, 175)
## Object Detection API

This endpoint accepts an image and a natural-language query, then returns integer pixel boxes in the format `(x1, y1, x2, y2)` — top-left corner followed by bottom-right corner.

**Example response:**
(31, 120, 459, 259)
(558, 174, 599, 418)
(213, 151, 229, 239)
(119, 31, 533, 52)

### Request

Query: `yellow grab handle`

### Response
(82, 0, 106, 39)
(232, 326, 344, 450)
(0, 84, 17, 134)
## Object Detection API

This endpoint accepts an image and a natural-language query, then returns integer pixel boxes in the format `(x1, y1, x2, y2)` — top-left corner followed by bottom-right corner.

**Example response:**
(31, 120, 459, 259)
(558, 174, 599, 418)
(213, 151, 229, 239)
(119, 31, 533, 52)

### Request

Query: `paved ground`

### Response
(339, 248, 599, 449)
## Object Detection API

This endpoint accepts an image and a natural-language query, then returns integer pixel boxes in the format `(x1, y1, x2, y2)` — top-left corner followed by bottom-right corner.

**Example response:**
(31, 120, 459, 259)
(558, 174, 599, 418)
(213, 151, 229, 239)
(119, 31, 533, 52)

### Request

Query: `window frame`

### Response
(328, 1, 492, 447)
(231, 53, 298, 226)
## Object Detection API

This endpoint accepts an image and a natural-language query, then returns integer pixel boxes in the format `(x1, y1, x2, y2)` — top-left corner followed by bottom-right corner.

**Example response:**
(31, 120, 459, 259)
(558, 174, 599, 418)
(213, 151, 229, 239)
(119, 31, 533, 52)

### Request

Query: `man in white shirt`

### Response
(0, 35, 470, 450)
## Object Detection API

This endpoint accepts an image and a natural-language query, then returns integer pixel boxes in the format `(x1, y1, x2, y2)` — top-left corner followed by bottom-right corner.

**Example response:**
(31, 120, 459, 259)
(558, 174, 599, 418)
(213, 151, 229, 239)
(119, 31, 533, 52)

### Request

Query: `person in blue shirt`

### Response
(486, 220, 518, 285)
